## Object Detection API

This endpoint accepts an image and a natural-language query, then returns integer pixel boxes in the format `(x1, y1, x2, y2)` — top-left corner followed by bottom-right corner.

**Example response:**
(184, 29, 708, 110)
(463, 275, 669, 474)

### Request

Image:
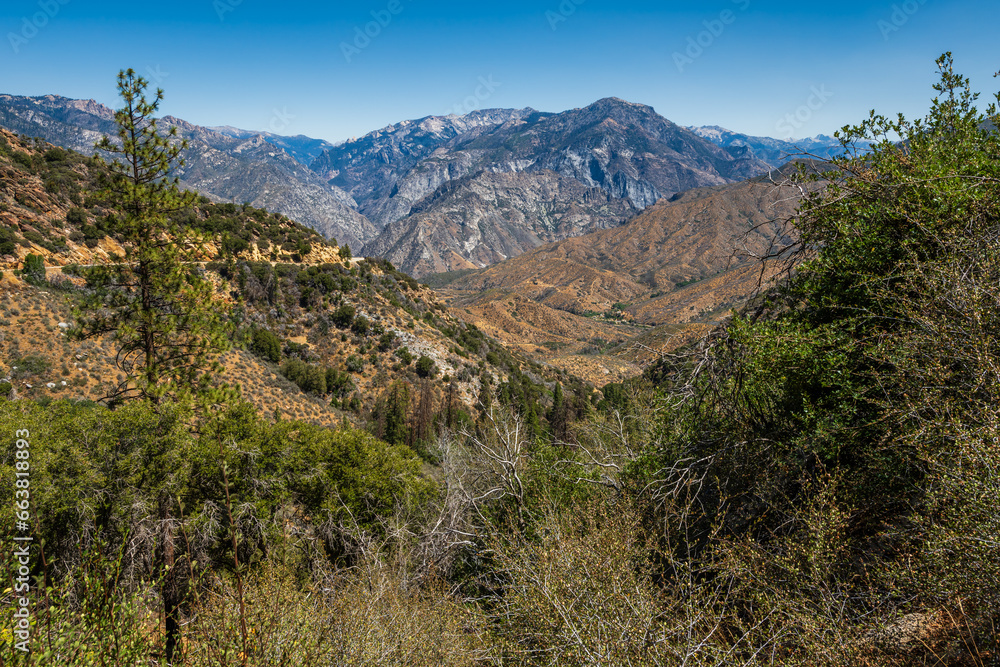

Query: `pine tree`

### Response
(410, 380, 434, 447)
(377, 381, 410, 447)
(73, 70, 236, 663)
(548, 382, 569, 442)
(73, 69, 231, 406)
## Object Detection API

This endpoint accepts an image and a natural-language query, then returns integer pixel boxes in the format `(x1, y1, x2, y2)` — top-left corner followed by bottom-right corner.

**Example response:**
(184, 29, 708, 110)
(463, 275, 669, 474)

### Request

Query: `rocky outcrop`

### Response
(315, 99, 774, 228)
(320, 98, 775, 274)
(165, 125, 377, 248)
(362, 170, 636, 277)
(0, 95, 378, 249)
(309, 108, 534, 222)
(449, 162, 827, 325)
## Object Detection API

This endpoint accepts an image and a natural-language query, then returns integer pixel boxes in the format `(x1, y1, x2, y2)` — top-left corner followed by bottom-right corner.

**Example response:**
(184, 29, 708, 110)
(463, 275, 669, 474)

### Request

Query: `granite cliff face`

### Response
(309, 108, 535, 224)
(315, 98, 773, 226)
(2, 93, 784, 277)
(326, 98, 775, 275)
(0, 95, 376, 248)
(363, 170, 637, 277)
(159, 120, 377, 247)
(441, 98, 773, 209)
(448, 162, 828, 327)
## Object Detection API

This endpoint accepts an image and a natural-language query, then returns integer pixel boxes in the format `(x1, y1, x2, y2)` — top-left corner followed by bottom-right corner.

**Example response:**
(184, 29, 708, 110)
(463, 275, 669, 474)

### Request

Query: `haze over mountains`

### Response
(0, 94, 376, 248)
(0, 92, 846, 277)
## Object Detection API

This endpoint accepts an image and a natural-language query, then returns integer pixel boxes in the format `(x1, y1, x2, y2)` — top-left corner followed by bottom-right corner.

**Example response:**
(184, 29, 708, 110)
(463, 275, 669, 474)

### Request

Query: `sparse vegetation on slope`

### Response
(3, 56, 998, 666)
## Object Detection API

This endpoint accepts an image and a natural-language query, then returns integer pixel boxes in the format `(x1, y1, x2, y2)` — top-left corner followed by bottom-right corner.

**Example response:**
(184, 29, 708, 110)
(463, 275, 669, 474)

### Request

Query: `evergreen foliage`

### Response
(249, 327, 282, 363)
(4, 56, 998, 665)
(17, 253, 46, 286)
(71, 69, 231, 405)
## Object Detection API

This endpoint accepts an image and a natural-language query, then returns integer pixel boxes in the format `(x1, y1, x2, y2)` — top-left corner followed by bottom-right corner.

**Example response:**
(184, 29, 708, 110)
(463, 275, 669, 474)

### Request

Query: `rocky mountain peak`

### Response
(233, 133, 270, 153)
(160, 115, 201, 132)
(63, 97, 115, 119)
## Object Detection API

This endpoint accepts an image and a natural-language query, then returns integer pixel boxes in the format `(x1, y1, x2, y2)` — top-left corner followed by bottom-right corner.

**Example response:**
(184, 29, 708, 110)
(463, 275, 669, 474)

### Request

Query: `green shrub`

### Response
(345, 355, 364, 373)
(0, 226, 18, 256)
(377, 332, 397, 352)
(66, 206, 87, 226)
(250, 327, 282, 363)
(332, 304, 356, 328)
(415, 356, 437, 379)
(16, 253, 46, 286)
(395, 347, 413, 366)
(44, 146, 69, 162)
(326, 368, 355, 399)
(281, 358, 327, 394)
(22, 230, 45, 246)
(12, 151, 32, 169)
(350, 315, 370, 336)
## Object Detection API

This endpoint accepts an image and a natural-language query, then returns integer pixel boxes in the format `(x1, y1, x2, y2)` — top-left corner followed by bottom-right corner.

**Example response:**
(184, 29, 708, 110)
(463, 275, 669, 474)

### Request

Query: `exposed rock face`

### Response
(439, 98, 773, 210)
(316, 99, 773, 228)
(332, 98, 774, 275)
(309, 108, 535, 223)
(207, 125, 341, 166)
(450, 162, 827, 326)
(0, 95, 377, 249)
(363, 170, 637, 277)
(2, 93, 787, 278)
(161, 122, 376, 247)
(364, 151, 482, 227)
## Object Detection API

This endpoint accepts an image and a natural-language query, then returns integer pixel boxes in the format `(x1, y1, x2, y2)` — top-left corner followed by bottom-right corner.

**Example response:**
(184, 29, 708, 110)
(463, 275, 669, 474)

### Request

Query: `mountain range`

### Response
(0, 94, 375, 248)
(0, 93, 847, 278)
(687, 126, 855, 165)
(432, 161, 825, 378)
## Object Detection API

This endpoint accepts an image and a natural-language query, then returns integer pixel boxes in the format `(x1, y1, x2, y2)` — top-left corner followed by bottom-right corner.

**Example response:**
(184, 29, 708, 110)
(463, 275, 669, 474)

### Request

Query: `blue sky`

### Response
(2, 0, 999, 143)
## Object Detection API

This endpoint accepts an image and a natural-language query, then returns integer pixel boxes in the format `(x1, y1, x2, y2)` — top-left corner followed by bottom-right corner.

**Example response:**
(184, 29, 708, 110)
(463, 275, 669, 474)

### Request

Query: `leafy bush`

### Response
(351, 315, 370, 336)
(0, 226, 18, 256)
(21, 230, 45, 247)
(250, 327, 282, 363)
(66, 206, 87, 225)
(44, 146, 69, 162)
(219, 234, 250, 257)
(326, 368, 355, 398)
(11, 151, 32, 169)
(332, 303, 356, 328)
(377, 332, 397, 352)
(345, 355, 364, 373)
(415, 355, 437, 379)
(16, 254, 46, 286)
(281, 358, 327, 394)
